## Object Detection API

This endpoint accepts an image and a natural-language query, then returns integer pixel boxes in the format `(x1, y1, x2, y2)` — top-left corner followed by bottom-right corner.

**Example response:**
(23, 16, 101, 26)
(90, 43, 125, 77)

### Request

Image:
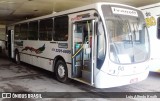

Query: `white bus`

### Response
(7, 2, 150, 88)
(139, 3, 160, 73)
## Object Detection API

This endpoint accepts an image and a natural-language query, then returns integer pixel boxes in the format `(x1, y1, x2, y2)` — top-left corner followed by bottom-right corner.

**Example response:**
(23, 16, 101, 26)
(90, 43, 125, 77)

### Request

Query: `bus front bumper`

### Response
(94, 70, 149, 88)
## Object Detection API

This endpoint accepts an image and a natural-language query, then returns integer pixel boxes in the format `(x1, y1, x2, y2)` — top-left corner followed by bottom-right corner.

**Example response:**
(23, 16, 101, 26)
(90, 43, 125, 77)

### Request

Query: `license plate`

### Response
(130, 78, 138, 83)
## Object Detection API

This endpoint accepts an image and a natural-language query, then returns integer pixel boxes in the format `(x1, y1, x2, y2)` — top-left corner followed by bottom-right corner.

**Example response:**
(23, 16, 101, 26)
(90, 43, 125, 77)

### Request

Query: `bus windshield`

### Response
(102, 5, 150, 64)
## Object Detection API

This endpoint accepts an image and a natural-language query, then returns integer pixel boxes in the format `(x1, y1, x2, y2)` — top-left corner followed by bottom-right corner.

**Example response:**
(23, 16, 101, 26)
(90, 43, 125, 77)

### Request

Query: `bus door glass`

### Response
(72, 20, 94, 84)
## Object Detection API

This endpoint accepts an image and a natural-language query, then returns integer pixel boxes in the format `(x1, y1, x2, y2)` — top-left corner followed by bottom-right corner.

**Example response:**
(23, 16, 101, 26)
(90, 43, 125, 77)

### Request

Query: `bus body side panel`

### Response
(12, 17, 72, 75)
(18, 39, 72, 73)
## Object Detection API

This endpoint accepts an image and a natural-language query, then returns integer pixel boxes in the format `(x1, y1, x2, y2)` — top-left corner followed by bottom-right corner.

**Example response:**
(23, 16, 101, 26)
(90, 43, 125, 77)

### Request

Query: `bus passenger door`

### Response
(72, 20, 95, 85)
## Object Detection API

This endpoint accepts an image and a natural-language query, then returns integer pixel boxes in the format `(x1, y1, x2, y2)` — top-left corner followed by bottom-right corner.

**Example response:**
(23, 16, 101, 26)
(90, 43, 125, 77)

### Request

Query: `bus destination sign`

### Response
(111, 7, 138, 17)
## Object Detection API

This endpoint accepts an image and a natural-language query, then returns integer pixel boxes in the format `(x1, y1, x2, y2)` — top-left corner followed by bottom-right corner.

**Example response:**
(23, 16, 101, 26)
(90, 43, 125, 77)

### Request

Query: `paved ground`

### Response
(0, 53, 160, 101)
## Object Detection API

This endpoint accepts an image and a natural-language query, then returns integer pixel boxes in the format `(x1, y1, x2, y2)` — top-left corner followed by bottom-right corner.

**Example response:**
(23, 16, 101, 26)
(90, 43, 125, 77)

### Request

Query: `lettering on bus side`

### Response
(52, 48, 71, 54)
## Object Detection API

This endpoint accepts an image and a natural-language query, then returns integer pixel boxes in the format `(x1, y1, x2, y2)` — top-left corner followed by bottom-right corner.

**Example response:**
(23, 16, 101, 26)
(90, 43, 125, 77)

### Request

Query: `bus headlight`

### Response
(108, 69, 119, 75)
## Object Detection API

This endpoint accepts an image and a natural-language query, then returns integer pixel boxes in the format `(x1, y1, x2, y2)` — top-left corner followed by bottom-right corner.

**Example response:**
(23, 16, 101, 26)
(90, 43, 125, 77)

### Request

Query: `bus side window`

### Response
(157, 17, 160, 39)
(20, 23, 28, 40)
(53, 16, 68, 41)
(15, 25, 20, 40)
(39, 18, 53, 41)
(28, 21, 38, 40)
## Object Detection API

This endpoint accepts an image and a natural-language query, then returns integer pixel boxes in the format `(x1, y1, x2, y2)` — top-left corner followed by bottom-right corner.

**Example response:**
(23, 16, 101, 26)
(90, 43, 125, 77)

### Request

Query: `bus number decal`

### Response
(52, 48, 71, 54)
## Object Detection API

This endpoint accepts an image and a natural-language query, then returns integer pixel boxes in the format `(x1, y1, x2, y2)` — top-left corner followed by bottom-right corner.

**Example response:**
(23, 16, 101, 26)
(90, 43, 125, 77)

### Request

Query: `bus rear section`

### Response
(139, 3, 160, 73)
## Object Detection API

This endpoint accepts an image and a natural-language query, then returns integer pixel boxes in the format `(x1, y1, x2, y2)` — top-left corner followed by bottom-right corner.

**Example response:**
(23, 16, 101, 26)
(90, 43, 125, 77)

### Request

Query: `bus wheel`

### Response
(15, 51, 20, 64)
(55, 60, 68, 83)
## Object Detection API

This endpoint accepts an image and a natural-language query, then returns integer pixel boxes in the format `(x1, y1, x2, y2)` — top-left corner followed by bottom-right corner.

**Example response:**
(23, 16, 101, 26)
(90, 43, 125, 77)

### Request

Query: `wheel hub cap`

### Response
(58, 65, 65, 78)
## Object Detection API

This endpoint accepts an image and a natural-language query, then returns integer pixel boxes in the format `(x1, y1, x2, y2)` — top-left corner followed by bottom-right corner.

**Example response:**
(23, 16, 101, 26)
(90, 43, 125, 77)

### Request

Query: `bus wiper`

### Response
(125, 20, 133, 45)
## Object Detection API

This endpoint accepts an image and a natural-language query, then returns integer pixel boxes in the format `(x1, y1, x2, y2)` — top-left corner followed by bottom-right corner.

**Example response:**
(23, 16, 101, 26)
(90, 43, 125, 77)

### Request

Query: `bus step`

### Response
(83, 61, 91, 70)
(81, 69, 91, 83)
(73, 78, 91, 85)
(83, 66, 91, 71)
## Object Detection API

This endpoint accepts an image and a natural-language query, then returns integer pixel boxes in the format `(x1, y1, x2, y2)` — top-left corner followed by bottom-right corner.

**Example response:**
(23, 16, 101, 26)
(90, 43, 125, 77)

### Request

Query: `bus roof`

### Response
(9, 2, 139, 25)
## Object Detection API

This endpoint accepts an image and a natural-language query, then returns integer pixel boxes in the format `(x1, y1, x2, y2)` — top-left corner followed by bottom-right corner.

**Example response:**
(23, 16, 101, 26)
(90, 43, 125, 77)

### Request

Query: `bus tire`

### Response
(55, 60, 68, 83)
(15, 51, 20, 64)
